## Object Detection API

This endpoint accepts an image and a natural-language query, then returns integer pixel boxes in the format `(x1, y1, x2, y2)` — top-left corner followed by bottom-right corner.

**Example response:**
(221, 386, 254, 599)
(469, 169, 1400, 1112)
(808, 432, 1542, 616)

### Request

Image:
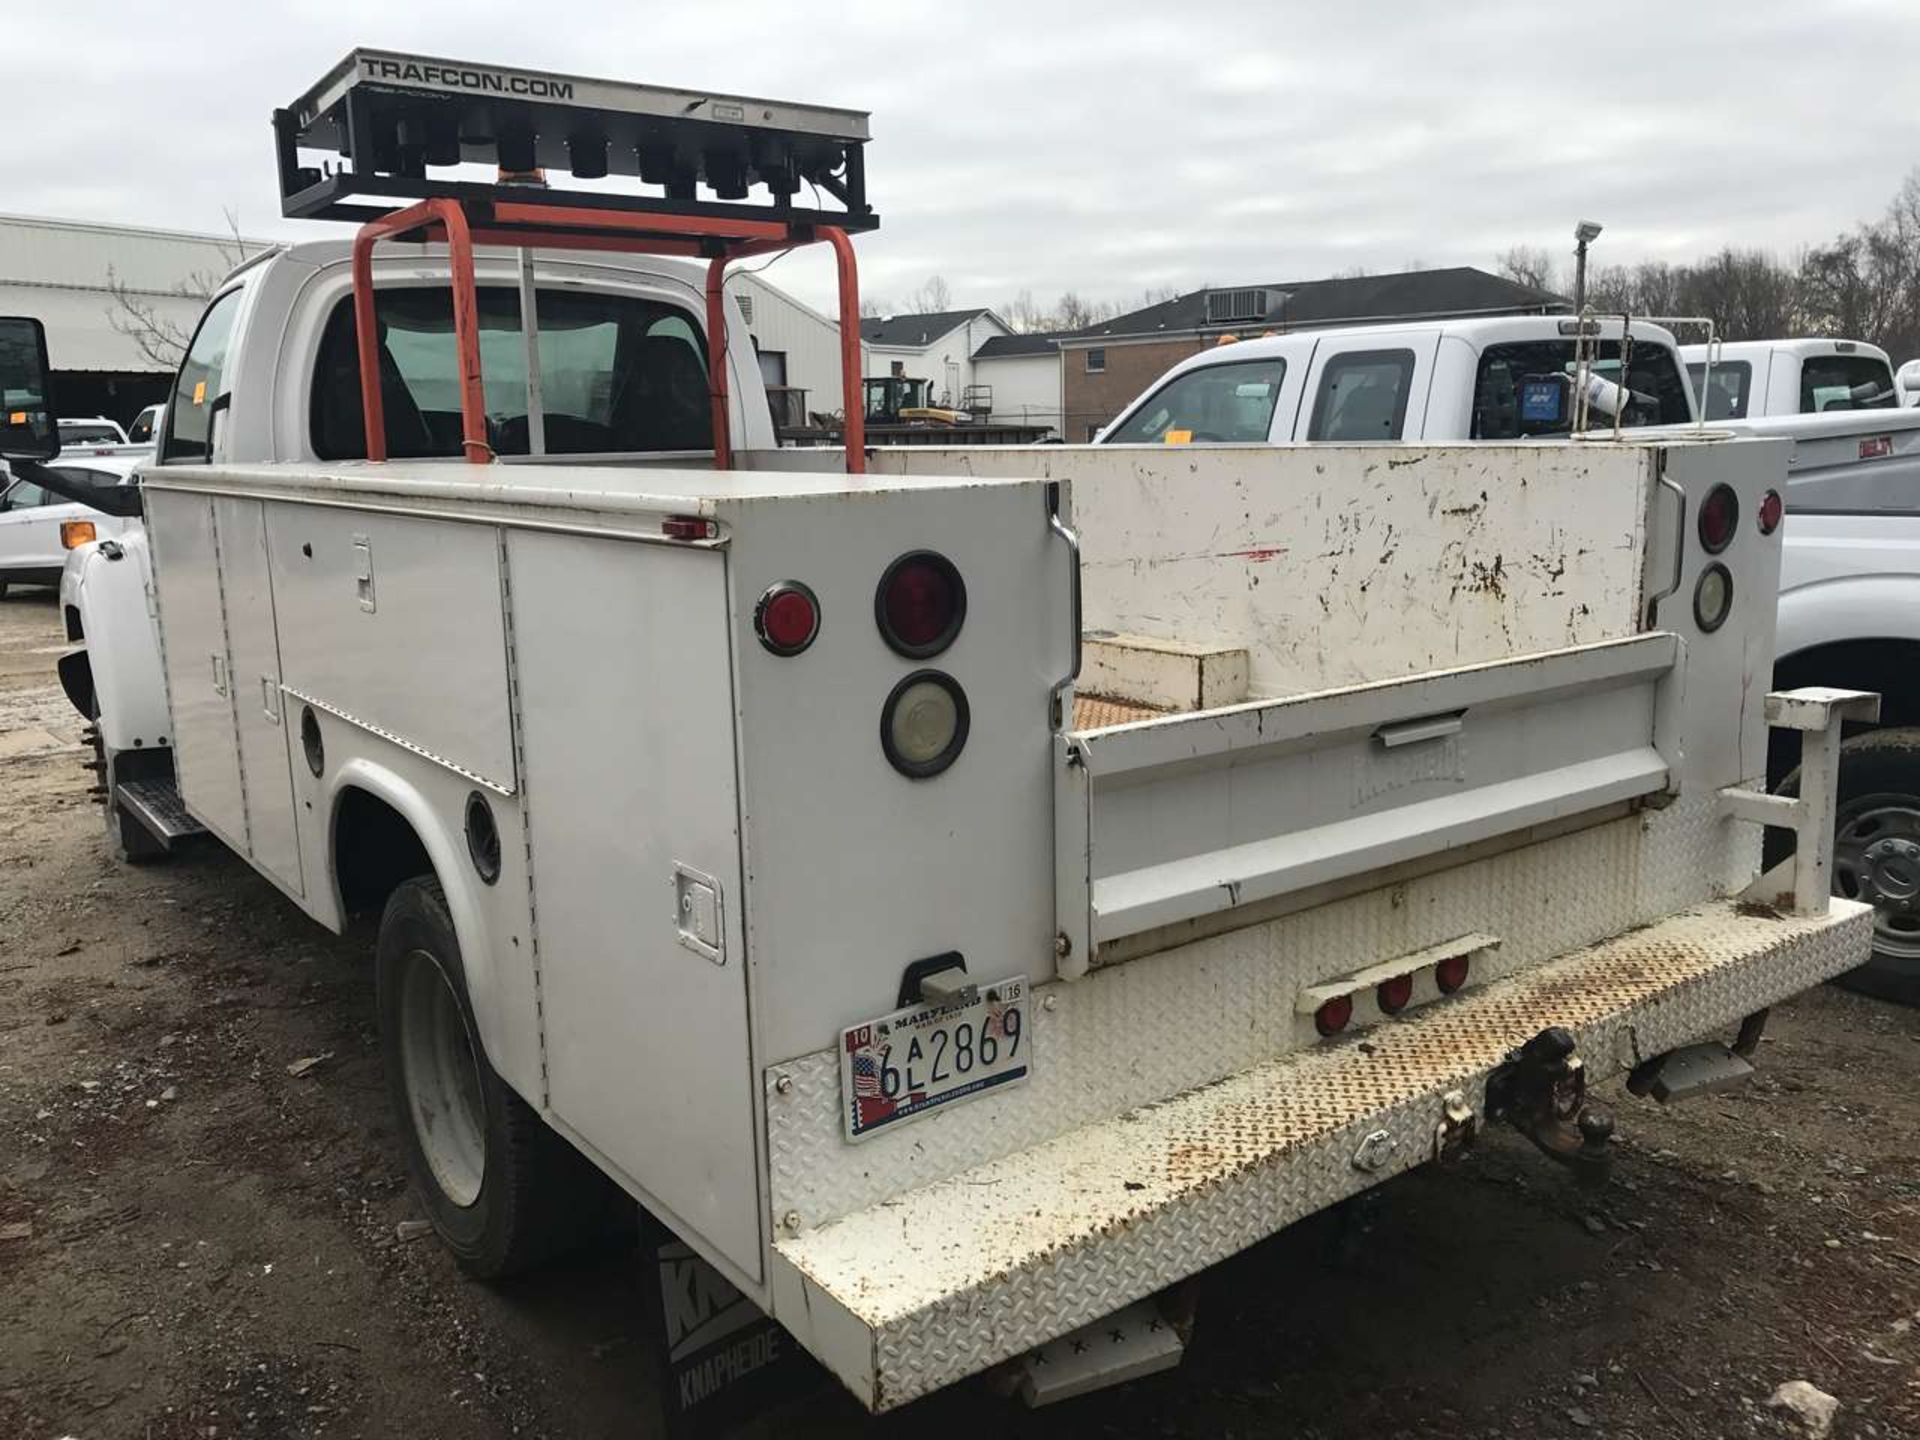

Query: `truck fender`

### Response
(324, 756, 512, 1070)
(1775, 575, 1920, 662)
(63, 535, 173, 751)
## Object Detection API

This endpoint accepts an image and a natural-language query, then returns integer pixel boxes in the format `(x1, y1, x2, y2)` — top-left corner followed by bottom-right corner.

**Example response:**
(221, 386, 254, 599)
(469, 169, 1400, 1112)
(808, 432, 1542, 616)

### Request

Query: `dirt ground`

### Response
(2, 588, 1918, 1440)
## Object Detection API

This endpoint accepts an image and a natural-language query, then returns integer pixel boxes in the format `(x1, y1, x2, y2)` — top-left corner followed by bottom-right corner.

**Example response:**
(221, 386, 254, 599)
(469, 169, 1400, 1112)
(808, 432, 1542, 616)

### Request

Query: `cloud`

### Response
(8, 0, 1917, 316)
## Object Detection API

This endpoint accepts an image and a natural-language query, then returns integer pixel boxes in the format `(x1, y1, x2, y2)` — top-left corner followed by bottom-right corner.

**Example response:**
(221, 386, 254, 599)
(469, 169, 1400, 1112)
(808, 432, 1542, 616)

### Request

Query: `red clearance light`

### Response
(1757, 489, 1784, 536)
(1314, 994, 1353, 1037)
(1697, 484, 1738, 554)
(1435, 954, 1470, 994)
(662, 515, 717, 540)
(1376, 974, 1414, 1015)
(1861, 435, 1893, 461)
(875, 550, 967, 658)
(754, 581, 820, 657)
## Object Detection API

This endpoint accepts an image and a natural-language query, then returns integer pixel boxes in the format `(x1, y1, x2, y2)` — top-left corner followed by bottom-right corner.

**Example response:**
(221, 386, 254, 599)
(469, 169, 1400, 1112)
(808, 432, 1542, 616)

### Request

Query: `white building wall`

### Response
(0, 213, 267, 372)
(864, 313, 1012, 408)
(973, 352, 1063, 433)
(727, 271, 857, 423)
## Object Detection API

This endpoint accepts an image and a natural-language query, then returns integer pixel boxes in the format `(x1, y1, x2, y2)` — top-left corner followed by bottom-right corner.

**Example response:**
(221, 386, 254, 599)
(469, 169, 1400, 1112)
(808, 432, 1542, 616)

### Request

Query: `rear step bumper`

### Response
(771, 896, 1872, 1411)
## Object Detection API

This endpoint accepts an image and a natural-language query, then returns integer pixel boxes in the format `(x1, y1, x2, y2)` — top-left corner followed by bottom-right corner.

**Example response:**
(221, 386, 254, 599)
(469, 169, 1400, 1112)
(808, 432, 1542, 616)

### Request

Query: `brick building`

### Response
(1058, 267, 1565, 440)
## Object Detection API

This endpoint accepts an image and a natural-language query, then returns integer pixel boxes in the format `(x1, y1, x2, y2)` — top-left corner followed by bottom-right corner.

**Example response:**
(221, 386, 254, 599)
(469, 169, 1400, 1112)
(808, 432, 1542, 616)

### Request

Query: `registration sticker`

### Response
(839, 975, 1030, 1141)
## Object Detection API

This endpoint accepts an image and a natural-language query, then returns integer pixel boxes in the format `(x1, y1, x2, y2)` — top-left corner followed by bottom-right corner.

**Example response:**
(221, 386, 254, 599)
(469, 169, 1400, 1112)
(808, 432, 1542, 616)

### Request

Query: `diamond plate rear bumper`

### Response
(769, 897, 1872, 1411)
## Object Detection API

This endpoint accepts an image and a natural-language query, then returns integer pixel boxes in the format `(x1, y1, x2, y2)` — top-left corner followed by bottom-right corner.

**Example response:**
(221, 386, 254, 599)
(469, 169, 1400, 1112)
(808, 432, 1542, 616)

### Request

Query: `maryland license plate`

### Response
(839, 975, 1030, 1142)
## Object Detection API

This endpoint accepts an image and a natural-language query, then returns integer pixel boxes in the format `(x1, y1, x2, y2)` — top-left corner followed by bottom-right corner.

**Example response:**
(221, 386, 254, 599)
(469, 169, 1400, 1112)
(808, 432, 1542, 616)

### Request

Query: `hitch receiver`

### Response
(1485, 1027, 1614, 1187)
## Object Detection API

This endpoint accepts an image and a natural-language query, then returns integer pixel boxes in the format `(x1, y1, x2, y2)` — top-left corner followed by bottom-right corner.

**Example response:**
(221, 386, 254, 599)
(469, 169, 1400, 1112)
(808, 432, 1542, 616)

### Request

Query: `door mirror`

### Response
(0, 318, 58, 462)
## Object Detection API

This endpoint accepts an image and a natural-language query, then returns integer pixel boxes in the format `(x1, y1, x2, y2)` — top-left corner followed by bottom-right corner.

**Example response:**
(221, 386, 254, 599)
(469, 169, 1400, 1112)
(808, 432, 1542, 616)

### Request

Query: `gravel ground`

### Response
(2, 587, 1918, 1439)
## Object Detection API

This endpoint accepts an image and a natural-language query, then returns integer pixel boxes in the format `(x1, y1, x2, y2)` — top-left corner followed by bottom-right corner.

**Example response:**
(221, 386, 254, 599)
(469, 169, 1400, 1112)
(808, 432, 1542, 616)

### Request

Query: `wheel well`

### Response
(333, 786, 435, 919)
(1773, 638, 1920, 729)
(1769, 637, 1920, 785)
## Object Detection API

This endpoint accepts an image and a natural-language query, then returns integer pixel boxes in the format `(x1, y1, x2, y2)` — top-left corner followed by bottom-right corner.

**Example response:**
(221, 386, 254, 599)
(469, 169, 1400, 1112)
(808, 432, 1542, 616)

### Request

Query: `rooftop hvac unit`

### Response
(1205, 288, 1276, 325)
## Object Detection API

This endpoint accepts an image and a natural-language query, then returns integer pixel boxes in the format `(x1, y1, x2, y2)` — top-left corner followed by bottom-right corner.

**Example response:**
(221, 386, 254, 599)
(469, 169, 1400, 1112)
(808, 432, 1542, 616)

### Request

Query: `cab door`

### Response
(0, 479, 64, 578)
(1299, 332, 1443, 442)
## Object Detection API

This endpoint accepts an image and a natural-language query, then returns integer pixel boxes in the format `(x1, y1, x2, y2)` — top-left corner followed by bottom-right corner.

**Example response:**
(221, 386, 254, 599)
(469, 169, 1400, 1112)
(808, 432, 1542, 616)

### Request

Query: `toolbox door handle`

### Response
(1374, 712, 1464, 748)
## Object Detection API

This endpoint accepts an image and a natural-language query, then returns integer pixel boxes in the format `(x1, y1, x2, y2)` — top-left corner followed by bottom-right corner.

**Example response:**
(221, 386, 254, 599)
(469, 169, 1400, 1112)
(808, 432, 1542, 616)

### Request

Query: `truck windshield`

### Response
(1472, 340, 1693, 437)
(1104, 357, 1287, 443)
(1686, 361, 1752, 421)
(1800, 354, 1897, 413)
(311, 287, 711, 460)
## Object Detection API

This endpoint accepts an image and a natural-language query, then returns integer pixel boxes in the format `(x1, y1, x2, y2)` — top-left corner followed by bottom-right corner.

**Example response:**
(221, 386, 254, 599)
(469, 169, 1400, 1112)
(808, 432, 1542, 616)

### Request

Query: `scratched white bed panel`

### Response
(870, 444, 1654, 698)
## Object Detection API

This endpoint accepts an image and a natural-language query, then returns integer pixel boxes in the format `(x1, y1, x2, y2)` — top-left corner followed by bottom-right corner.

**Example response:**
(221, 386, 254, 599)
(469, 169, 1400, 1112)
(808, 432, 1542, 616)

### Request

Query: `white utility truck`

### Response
(26, 53, 1877, 1414)
(1103, 319, 1920, 1003)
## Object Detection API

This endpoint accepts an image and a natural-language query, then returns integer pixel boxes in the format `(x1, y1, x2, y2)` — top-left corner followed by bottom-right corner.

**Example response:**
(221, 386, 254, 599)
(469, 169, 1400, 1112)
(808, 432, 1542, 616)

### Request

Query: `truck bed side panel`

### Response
(213, 496, 303, 895)
(507, 532, 762, 1281)
(145, 492, 248, 849)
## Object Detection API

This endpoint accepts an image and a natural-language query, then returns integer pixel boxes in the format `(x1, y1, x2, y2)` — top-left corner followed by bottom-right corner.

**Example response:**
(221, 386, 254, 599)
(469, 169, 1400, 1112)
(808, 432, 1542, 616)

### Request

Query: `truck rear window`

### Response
(1472, 341, 1693, 437)
(1103, 358, 1287, 444)
(1686, 361, 1752, 421)
(311, 287, 711, 460)
(1800, 354, 1897, 413)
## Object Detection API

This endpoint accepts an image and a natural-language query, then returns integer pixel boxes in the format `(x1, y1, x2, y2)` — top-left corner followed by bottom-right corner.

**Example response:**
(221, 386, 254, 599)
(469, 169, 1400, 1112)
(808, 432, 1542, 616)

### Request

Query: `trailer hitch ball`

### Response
(1487, 1026, 1616, 1189)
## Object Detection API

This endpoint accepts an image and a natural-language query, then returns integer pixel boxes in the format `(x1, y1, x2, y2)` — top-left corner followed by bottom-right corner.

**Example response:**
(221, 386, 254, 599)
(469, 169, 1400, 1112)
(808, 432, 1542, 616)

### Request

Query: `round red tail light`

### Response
(754, 581, 820, 656)
(876, 551, 966, 658)
(1376, 974, 1414, 1015)
(1698, 483, 1739, 554)
(1435, 954, 1470, 994)
(1757, 488, 1784, 536)
(1314, 994, 1354, 1037)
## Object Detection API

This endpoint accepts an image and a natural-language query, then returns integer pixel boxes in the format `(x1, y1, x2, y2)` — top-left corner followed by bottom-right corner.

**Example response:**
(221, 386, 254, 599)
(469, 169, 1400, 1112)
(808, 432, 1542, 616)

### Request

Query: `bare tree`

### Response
(1495, 245, 1559, 294)
(106, 208, 255, 369)
(859, 295, 891, 319)
(904, 274, 953, 314)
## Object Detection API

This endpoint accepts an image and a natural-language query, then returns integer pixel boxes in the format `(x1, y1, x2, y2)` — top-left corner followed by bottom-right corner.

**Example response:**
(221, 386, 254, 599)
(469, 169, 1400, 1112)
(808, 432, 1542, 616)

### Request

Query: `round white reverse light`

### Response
(882, 671, 970, 778)
(1693, 563, 1733, 633)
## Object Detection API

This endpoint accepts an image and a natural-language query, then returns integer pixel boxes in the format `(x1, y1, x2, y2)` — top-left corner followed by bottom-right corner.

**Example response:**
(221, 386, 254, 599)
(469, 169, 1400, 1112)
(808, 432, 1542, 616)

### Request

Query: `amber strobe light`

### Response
(875, 551, 966, 658)
(880, 670, 969, 778)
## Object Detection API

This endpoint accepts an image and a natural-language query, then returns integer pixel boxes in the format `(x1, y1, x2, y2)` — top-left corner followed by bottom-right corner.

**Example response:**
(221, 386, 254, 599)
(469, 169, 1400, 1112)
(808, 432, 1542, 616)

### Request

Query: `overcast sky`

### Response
(11, 0, 1918, 318)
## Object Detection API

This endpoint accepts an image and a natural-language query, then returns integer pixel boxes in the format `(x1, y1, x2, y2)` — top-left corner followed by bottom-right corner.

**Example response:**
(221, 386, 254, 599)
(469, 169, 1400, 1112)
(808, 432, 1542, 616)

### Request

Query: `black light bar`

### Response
(275, 48, 876, 232)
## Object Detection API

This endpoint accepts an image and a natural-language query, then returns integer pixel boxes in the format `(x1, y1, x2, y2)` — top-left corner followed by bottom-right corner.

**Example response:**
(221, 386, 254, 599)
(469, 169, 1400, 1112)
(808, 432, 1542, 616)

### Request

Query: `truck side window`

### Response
(1103, 358, 1286, 444)
(1800, 355, 1897, 413)
(1471, 341, 1692, 438)
(1308, 350, 1414, 442)
(160, 288, 244, 464)
(1686, 361, 1752, 421)
(310, 287, 711, 460)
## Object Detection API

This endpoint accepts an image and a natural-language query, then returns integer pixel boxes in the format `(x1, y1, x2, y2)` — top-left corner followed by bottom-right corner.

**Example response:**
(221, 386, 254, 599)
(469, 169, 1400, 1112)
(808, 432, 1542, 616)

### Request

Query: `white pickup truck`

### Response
(22, 52, 1878, 1417)
(1679, 338, 1900, 421)
(1104, 318, 1920, 1002)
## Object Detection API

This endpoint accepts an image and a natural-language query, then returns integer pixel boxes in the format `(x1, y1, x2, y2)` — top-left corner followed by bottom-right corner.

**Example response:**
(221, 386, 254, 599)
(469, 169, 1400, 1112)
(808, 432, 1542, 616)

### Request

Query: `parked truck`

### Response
(1102, 317, 1920, 1002)
(1680, 337, 1900, 421)
(23, 52, 1878, 1414)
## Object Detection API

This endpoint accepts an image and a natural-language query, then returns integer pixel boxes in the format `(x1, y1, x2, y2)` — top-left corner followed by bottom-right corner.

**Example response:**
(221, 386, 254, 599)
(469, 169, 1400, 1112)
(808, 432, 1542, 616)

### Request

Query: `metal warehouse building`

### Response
(0, 211, 854, 436)
(0, 213, 248, 430)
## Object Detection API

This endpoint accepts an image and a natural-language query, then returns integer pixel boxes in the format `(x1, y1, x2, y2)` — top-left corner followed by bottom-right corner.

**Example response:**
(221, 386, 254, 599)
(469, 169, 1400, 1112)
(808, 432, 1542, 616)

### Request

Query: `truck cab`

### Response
(1681, 338, 1900, 420)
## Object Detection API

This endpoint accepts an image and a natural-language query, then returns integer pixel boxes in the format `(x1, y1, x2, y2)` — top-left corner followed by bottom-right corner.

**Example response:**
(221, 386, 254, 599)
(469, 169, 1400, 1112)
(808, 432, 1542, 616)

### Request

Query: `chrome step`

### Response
(117, 777, 206, 842)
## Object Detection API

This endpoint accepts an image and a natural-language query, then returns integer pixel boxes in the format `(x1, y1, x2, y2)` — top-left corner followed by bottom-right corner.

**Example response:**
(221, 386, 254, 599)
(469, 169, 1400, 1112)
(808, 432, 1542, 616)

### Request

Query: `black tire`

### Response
(375, 876, 628, 1277)
(1776, 728, 1920, 1005)
(0, 580, 10, 600)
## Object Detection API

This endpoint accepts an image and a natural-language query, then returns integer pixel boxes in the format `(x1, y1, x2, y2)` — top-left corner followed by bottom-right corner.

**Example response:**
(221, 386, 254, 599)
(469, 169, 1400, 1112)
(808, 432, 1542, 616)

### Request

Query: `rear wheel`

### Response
(1827, 729, 1920, 1004)
(376, 876, 628, 1276)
